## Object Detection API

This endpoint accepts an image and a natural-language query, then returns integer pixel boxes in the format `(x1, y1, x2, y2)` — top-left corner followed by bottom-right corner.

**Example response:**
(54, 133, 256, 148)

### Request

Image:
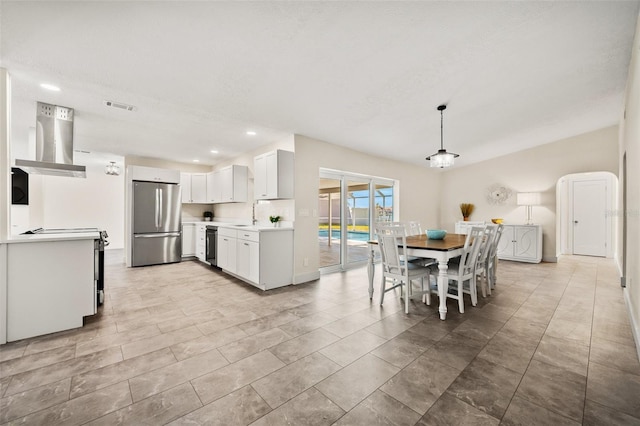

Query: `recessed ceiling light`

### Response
(246, 131, 257, 136)
(210, 150, 218, 154)
(193, 159, 200, 163)
(40, 83, 60, 91)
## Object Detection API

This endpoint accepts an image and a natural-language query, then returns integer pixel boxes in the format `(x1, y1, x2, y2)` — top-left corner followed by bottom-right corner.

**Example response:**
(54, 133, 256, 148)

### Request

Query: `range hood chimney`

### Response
(15, 102, 86, 178)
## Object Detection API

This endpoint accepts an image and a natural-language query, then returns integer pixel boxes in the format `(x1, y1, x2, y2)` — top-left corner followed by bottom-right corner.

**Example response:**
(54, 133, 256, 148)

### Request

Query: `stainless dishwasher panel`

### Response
(206, 226, 217, 266)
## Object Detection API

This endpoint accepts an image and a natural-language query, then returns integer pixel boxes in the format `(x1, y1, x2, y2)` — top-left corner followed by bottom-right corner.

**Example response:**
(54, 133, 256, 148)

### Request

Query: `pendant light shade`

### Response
(426, 104, 459, 168)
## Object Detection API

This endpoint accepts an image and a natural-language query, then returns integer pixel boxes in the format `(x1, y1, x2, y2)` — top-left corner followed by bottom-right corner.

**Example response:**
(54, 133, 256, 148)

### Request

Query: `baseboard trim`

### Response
(293, 271, 321, 285)
(623, 288, 640, 364)
(542, 256, 558, 263)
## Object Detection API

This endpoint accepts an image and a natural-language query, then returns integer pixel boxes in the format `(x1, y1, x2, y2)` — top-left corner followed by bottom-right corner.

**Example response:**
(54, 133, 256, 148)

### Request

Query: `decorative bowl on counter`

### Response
(491, 218, 503, 224)
(426, 229, 447, 240)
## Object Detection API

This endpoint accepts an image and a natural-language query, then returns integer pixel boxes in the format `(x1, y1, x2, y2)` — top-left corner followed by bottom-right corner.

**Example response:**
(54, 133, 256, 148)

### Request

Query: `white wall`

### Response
(438, 126, 619, 262)
(293, 134, 442, 283)
(28, 152, 126, 249)
(619, 14, 640, 359)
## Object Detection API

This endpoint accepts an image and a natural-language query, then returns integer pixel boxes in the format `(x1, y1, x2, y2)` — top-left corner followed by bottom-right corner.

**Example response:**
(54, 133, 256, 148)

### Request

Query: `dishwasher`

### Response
(205, 225, 218, 266)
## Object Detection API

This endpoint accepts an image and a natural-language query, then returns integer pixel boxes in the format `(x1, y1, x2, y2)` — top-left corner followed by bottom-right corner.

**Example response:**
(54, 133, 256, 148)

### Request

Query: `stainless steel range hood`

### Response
(15, 102, 86, 178)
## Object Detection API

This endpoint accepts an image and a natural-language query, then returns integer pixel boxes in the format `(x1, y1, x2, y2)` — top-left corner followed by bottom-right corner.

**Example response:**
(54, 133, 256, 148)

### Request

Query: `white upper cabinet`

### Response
(207, 165, 248, 204)
(206, 172, 219, 203)
(180, 173, 207, 203)
(191, 174, 207, 203)
(129, 165, 180, 184)
(254, 150, 294, 200)
(180, 173, 191, 203)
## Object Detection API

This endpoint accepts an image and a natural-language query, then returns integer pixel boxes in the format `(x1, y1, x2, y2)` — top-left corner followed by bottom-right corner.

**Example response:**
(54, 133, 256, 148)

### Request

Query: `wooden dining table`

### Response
(367, 233, 467, 320)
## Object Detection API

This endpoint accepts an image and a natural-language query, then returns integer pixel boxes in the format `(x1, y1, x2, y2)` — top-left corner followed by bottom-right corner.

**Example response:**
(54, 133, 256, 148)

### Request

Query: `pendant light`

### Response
(105, 161, 120, 176)
(426, 104, 459, 168)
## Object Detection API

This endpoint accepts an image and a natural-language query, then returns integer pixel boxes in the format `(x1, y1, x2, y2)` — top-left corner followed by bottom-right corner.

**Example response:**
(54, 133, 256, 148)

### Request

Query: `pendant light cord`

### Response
(440, 108, 444, 150)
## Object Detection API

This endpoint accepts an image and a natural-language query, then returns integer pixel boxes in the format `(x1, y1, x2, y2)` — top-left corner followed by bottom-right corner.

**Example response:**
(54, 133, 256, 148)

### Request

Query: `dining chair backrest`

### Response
(407, 221, 422, 236)
(487, 224, 504, 260)
(459, 226, 485, 275)
(478, 225, 499, 265)
(375, 224, 408, 276)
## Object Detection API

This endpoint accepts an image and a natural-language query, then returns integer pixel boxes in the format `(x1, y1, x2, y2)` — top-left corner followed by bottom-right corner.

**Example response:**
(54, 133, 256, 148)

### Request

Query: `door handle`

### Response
(158, 188, 163, 226)
(155, 188, 160, 229)
(574, 220, 579, 224)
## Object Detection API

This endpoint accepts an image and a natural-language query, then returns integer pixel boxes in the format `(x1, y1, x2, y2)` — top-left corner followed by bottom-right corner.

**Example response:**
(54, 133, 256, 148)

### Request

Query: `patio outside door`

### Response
(318, 178, 342, 269)
(346, 179, 370, 265)
(319, 170, 395, 272)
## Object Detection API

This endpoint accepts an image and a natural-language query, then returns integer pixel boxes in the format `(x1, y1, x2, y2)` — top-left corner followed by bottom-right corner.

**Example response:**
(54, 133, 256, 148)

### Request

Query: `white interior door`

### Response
(573, 179, 607, 257)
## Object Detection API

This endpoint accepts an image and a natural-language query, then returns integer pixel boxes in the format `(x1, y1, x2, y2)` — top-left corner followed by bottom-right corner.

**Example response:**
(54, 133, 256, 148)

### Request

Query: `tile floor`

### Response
(1, 252, 639, 425)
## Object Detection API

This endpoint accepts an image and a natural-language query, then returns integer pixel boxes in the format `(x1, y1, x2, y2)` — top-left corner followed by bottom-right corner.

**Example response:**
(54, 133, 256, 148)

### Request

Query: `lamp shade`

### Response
(516, 192, 541, 206)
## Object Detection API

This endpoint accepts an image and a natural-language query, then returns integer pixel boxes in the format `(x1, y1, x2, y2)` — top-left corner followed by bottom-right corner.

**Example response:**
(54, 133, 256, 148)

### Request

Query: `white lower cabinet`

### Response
(182, 223, 196, 257)
(217, 227, 237, 273)
(497, 224, 542, 263)
(217, 226, 293, 290)
(196, 224, 207, 262)
(236, 231, 260, 284)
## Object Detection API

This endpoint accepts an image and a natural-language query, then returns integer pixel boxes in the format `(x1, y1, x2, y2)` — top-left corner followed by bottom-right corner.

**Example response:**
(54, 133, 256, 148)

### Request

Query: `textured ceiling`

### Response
(2, 1, 638, 168)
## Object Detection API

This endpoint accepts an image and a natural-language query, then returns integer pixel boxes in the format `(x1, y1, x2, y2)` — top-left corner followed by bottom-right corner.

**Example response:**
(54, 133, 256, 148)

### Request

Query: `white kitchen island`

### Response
(0, 231, 99, 343)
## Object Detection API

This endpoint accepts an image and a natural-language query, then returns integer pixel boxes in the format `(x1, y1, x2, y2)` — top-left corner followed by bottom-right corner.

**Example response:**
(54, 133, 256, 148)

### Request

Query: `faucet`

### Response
(252, 202, 257, 225)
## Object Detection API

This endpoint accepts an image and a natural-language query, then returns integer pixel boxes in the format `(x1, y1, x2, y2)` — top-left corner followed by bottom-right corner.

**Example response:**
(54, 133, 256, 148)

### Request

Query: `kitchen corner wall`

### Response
(438, 125, 619, 262)
(212, 135, 295, 223)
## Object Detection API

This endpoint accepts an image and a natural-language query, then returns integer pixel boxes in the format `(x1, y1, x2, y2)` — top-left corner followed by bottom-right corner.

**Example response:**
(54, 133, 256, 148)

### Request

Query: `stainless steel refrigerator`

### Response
(132, 181, 182, 266)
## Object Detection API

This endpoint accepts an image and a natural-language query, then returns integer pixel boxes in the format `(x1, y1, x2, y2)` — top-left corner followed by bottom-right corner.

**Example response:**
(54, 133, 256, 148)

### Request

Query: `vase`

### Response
(463, 217, 469, 221)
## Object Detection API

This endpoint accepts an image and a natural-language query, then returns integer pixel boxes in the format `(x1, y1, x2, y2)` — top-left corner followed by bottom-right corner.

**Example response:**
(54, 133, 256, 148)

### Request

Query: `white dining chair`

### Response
(407, 221, 422, 236)
(428, 226, 484, 313)
(485, 224, 504, 294)
(475, 224, 498, 298)
(375, 224, 433, 314)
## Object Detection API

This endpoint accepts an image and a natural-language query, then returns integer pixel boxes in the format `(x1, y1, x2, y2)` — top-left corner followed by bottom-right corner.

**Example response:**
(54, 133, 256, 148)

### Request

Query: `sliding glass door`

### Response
(319, 169, 395, 272)
(318, 177, 342, 269)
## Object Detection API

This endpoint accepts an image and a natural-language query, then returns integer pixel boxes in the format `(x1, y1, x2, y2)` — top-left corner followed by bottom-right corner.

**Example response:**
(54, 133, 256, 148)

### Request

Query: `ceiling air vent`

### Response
(103, 100, 136, 111)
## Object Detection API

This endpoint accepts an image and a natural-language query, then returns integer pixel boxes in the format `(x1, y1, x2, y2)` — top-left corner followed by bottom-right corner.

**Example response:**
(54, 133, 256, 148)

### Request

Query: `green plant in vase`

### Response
(269, 215, 281, 227)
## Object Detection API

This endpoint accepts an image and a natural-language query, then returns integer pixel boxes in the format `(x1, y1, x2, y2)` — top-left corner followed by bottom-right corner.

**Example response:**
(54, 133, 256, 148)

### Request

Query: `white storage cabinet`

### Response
(129, 165, 180, 183)
(454, 221, 485, 234)
(180, 173, 207, 203)
(217, 227, 237, 272)
(196, 223, 207, 262)
(236, 230, 260, 285)
(207, 165, 248, 203)
(182, 223, 196, 257)
(497, 224, 543, 263)
(254, 150, 294, 200)
(217, 226, 294, 290)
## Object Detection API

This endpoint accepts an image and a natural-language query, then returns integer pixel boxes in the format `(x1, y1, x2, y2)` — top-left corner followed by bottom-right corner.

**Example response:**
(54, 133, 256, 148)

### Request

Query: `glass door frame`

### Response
(319, 168, 396, 273)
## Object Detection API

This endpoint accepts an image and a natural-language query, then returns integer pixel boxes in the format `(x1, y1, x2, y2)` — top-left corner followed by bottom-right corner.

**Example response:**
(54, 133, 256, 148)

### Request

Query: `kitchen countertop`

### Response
(219, 224, 293, 232)
(2, 231, 101, 244)
(182, 221, 292, 232)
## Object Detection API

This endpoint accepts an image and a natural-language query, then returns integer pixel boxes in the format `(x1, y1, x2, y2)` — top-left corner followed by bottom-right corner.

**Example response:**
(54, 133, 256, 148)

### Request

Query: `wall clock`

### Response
(486, 184, 512, 205)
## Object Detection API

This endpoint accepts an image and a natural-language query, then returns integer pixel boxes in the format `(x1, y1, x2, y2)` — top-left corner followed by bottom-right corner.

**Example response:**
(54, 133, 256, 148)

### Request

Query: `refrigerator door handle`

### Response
(134, 232, 181, 238)
(155, 188, 160, 229)
(159, 188, 163, 227)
